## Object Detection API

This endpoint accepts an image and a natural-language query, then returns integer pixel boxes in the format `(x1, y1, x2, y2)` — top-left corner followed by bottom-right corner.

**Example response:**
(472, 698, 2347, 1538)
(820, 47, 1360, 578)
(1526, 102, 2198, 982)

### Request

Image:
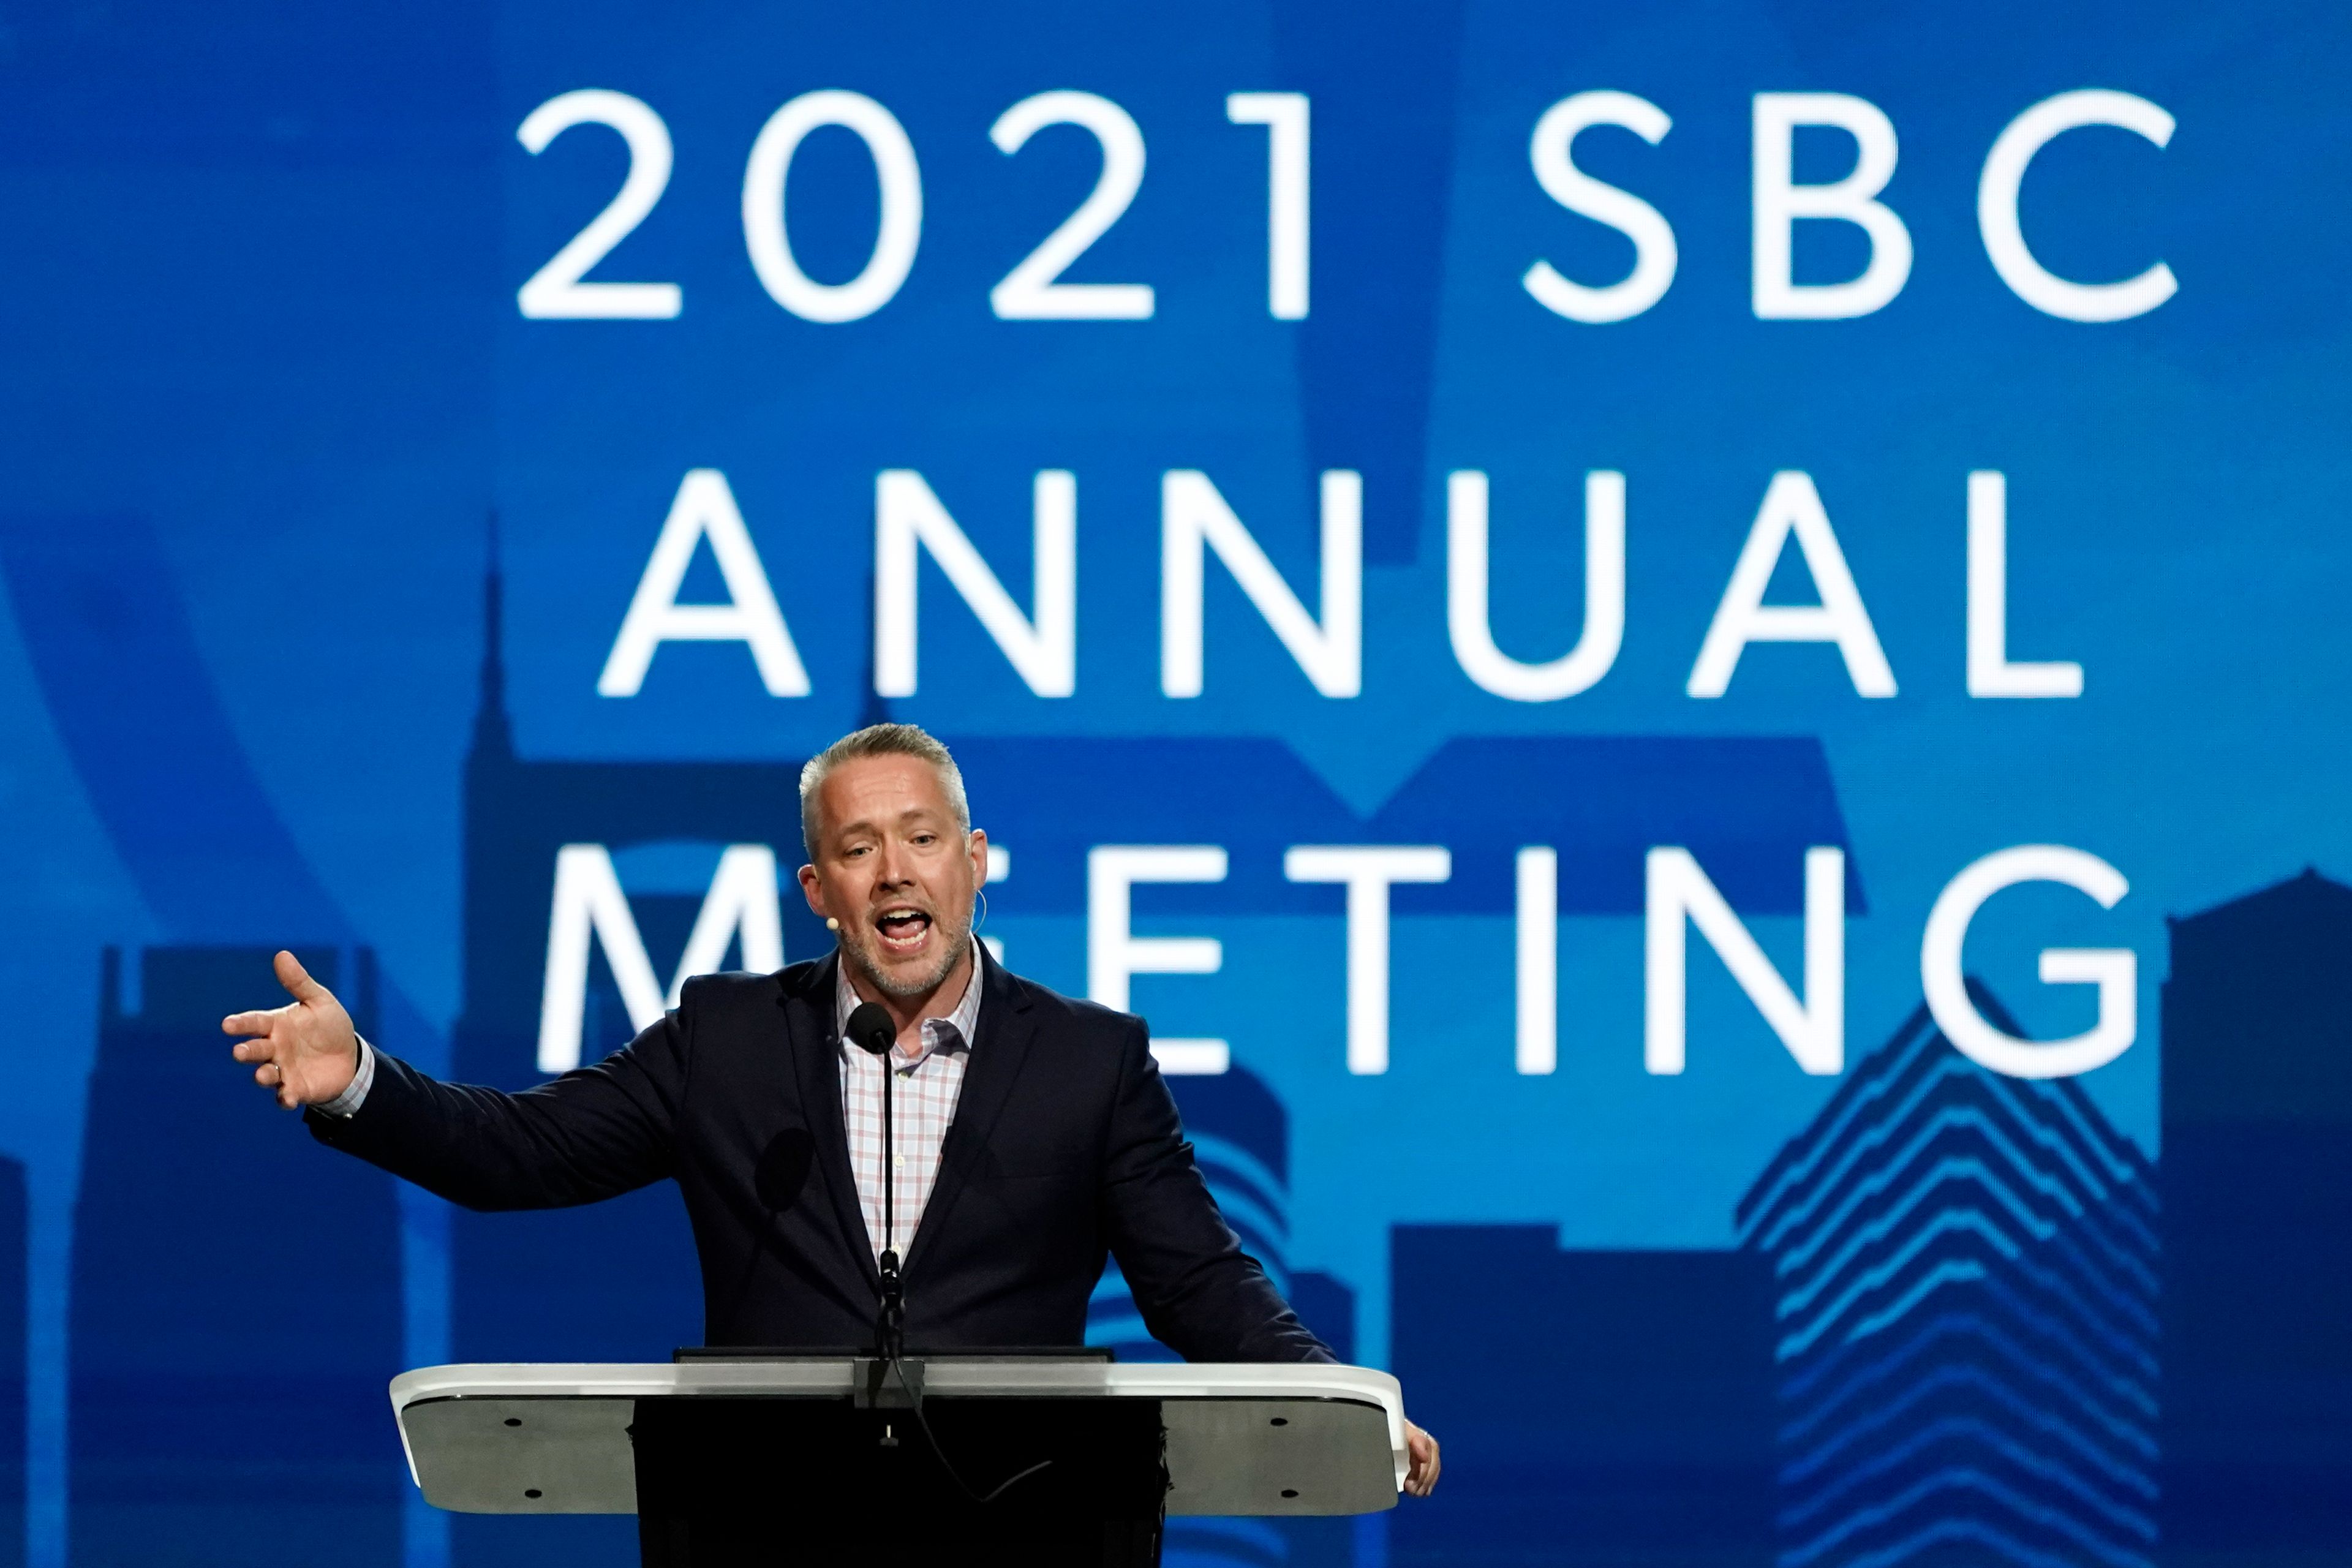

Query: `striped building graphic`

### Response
(1089, 1065, 1355, 1568)
(1087, 1065, 1298, 1360)
(1736, 995, 2160, 1568)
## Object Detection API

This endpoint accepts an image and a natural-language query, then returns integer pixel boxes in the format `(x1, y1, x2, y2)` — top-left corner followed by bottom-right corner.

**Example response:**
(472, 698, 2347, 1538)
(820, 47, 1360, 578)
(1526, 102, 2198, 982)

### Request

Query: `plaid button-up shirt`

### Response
(835, 949, 983, 1264)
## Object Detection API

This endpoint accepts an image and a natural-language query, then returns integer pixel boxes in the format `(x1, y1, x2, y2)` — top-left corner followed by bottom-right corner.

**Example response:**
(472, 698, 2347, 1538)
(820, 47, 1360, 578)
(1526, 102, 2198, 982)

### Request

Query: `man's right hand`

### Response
(222, 950, 360, 1110)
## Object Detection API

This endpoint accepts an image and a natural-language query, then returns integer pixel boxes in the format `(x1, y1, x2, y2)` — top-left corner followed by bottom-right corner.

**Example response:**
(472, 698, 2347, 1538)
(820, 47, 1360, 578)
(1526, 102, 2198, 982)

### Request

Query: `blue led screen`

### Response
(0, 2, 2347, 1566)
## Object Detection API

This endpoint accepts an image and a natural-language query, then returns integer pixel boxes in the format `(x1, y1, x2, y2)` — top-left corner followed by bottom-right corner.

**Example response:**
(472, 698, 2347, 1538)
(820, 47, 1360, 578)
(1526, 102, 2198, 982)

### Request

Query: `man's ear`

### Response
(797, 862, 827, 919)
(969, 829, 991, 886)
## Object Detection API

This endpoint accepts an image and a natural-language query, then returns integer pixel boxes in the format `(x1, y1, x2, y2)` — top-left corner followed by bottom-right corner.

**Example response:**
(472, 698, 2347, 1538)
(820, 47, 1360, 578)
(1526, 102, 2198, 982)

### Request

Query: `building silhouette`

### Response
(1737, 993, 2159, 1568)
(1268, 0, 1467, 566)
(453, 559, 827, 1349)
(1088, 1066, 1357, 1568)
(2160, 869, 2352, 1564)
(0, 1153, 24, 1568)
(450, 562, 833, 1567)
(71, 946, 404, 1568)
(1390, 1228, 1776, 1567)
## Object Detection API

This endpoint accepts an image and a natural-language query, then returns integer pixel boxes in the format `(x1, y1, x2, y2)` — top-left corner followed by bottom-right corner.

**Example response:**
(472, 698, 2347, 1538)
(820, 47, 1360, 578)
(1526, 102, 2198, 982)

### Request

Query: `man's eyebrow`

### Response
(832, 804, 949, 837)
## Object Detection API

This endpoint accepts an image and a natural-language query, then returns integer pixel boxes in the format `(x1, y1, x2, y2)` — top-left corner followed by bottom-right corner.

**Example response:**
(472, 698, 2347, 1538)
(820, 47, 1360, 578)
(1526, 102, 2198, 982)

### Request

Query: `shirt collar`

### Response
(834, 942, 986, 1063)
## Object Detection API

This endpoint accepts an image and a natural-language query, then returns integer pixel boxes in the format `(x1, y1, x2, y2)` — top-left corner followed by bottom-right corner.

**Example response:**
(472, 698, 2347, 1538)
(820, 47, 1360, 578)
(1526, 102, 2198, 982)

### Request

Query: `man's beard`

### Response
(840, 913, 973, 1000)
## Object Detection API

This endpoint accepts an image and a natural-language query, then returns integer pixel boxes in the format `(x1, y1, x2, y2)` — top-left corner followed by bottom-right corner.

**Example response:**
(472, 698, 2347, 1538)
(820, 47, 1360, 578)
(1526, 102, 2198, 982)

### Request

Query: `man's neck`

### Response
(845, 941, 976, 1043)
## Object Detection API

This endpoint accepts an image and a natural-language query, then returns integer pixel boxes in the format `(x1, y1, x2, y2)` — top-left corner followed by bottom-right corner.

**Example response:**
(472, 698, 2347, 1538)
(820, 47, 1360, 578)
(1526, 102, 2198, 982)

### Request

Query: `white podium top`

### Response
(391, 1359, 1406, 1518)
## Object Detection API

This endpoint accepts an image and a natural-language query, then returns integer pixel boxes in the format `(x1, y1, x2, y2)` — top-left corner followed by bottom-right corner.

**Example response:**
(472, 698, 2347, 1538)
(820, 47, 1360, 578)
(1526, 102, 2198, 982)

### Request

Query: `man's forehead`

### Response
(821, 758, 954, 823)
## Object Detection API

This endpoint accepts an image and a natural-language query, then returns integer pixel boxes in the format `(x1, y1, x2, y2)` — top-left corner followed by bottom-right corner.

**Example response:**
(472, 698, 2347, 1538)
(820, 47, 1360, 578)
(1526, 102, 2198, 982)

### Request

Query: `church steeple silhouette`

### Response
(437, 511, 862, 1568)
(472, 510, 514, 761)
(856, 570, 892, 731)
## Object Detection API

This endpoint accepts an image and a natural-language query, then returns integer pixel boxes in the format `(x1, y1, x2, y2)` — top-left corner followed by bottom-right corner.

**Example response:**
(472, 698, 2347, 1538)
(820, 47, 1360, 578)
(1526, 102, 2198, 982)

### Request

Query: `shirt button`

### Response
(894, 1155, 905, 1169)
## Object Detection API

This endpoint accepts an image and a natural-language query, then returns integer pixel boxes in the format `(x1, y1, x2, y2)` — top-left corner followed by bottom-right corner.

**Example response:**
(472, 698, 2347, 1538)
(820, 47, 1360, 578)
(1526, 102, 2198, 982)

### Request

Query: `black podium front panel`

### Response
(631, 1392, 1166, 1568)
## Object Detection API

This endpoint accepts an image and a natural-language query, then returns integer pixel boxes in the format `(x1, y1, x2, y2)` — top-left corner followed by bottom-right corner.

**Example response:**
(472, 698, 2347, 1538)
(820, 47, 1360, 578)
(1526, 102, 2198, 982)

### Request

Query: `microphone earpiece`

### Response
(826, 917, 841, 932)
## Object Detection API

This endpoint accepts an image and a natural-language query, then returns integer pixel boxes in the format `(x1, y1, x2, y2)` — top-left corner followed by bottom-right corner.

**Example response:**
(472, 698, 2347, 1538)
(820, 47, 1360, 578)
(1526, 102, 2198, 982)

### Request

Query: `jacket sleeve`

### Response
(304, 1006, 688, 1212)
(1099, 1019, 1334, 1364)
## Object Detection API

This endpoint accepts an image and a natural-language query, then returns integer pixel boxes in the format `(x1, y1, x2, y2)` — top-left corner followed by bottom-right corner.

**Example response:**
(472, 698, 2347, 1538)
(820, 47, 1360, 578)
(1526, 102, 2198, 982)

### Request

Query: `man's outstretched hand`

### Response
(1403, 1418, 1441, 1497)
(222, 950, 360, 1110)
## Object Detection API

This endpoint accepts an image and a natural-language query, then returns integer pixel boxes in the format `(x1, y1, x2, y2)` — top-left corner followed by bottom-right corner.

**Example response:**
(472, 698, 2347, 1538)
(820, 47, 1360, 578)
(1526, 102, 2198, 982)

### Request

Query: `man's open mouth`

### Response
(873, 907, 933, 954)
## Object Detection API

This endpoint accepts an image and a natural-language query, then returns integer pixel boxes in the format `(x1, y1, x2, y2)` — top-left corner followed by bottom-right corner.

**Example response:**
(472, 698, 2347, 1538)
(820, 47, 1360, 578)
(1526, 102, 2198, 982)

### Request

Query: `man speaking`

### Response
(224, 723, 1438, 1494)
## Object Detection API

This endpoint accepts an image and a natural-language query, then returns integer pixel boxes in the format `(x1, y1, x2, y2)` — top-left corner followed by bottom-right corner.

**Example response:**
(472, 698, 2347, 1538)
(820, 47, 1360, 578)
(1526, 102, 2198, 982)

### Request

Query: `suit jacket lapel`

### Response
(903, 950, 1035, 1279)
(783, 953, 880, 1291)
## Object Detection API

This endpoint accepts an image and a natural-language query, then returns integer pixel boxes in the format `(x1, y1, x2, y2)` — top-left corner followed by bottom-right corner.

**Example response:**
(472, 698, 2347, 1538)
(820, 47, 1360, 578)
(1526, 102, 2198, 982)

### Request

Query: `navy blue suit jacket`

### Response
(308, 952, 1329, 1362)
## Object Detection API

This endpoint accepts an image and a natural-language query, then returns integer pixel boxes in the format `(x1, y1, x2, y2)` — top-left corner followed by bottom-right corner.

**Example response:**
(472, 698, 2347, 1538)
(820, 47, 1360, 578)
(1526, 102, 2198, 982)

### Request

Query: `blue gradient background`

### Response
(0, 1, 2345, 1565)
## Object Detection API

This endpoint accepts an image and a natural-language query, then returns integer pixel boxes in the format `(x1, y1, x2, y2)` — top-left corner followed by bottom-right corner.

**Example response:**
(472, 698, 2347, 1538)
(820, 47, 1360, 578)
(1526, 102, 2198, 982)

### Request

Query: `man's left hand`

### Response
(1402, 1419, 1441, 1497)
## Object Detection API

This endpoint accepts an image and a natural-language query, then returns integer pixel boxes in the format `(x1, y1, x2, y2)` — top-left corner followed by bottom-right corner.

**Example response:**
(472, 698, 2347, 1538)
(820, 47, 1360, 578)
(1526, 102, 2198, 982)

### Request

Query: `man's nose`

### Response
(872, 840, 914, 888)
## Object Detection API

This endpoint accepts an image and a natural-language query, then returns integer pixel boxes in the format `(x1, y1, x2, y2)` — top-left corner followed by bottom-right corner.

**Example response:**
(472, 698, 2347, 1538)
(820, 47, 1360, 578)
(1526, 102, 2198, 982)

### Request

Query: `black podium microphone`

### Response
(845, 998, 1050, 1503)
(845, 1001, 903, 1359)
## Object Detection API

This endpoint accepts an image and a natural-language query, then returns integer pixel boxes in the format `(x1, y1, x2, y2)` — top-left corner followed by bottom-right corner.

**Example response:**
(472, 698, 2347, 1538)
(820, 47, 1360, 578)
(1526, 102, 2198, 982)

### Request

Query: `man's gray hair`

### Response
(799, 723, 971, 856)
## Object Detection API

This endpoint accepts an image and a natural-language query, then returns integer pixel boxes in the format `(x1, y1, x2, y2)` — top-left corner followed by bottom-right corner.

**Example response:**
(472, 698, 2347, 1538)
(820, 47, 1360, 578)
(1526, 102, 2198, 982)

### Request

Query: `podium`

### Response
(392, 1355, 1406, 1566)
